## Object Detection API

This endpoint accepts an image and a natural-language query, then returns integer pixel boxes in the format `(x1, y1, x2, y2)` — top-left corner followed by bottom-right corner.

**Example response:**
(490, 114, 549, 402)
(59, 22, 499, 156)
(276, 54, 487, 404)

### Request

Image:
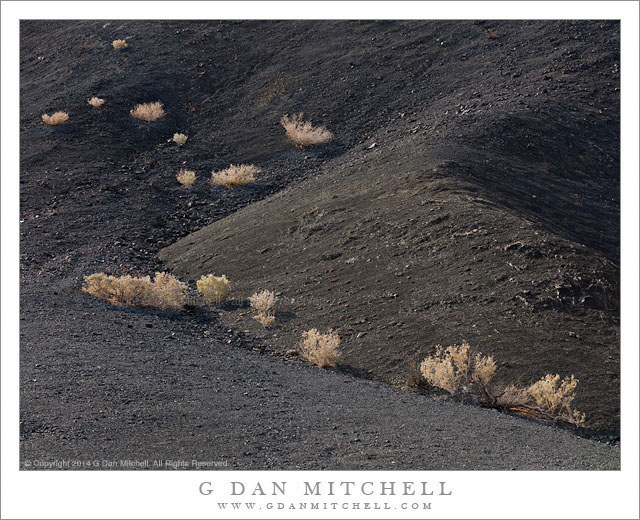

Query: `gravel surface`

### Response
(20, 279, 619, 470)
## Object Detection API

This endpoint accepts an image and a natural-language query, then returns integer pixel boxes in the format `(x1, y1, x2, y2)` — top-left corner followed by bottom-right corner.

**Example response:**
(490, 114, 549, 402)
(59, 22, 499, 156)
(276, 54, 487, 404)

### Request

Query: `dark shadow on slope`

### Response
(431, 106, 619, 263)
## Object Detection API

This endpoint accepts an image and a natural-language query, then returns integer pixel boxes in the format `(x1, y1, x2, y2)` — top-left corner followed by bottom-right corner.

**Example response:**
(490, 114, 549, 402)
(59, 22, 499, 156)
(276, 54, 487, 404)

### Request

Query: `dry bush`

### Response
(84, 273, 151, 307)
(196, 274, 230, 304)
(88, 97, 105, 108)
(130, 101, 165, 122)
(299, 329, 341, 368)
(472, 352, 497, 388)
(83, 272, 187, 311)
(41, 112, 69, 125)
(176, 169, 196, 188)
(281, 113, 333, 147)
(211, 164, 259, 189)
(419, 341, 496, 397)
(112, 39, 128, 50)
(528, 374, 585, 425)
(249, 290, 277, 315)
(150, 272, 189, 311)
(249, 290, 278, 327)
(173, 133, 188, 145)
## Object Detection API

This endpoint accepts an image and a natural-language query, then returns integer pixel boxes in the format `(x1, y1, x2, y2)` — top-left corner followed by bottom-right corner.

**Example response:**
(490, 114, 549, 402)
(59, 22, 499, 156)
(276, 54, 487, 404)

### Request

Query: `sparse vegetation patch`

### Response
(299, 329, 341, 368)
(88, 97, 105, 108)
(255, 314, 276, 328)
(130, 101, 165, 122)
(418, 342, 585, 425)
(176, 168, 196, 187)
(281, 113, 333, 147)
(83, 272, 187, 311)
(112, 39, 128, 50)
(419, 341, 496, 398)
(211, 164, 259, 189)
(41, 112, 69, 125)
(196, 274, 231, 304)
(249, 290, 277, 327)
(528, 374, 585, 425)
(173, 133, 188, 145)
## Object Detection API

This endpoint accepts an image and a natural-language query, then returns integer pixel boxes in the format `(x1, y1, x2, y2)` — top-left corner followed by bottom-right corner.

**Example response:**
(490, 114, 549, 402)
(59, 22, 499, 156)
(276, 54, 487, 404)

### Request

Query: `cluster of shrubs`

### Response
(82, 268, 582, 423)
(75, 38, 583, 427)
(83, 270, 341, 368)
(175, 113, 330, 189)
(73, 40, 338, 368)
(418, 341, 585, 425)
(42, 40, 333, 191)
(175, 164, 261, 189)
(83, 272, 187, 312)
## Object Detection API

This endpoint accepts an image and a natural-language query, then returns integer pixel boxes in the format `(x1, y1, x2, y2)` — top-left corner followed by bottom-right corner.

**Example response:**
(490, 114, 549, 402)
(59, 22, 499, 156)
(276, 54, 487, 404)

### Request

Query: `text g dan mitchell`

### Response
(199, 480, 452, 497)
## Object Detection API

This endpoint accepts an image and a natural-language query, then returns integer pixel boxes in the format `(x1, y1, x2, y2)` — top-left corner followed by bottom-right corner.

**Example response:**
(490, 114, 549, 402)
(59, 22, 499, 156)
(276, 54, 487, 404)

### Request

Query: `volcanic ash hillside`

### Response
(160, 21, 619, 436)
(160, 135, 619, 434)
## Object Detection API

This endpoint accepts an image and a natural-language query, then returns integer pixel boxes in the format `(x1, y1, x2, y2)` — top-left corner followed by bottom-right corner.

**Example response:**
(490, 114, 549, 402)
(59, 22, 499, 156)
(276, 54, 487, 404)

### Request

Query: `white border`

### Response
(2, 2, 638, 519)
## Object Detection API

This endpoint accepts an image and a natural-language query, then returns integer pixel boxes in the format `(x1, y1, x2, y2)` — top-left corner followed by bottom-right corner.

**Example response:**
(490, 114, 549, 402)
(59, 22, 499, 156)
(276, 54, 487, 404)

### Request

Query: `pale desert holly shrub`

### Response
(176, 168, 196, 188)
(249, 290, 277, 315)
(528, 374, 585, 425)
(41, 112, 69, 125)
(280, 113, 333, 148)
(130, 101, 165, 122)
(211, 164, 259, 189)
(196, 274, 230, 304)
(299, 329, 341, 368)
(112, 39, 128, 50)
(419, 341, 496, 397)
(151, 272, 189, 311)
(84, 273, 150, 307)
(249, 290, 277, 327)
(88, 97, 105, 108)
(83, 272, 187, 311)
(173, 133, 188, 145)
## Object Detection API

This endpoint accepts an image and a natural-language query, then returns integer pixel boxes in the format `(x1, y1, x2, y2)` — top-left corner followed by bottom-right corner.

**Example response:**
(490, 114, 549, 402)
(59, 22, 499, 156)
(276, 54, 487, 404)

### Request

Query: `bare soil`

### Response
(20, 20, 619, 470)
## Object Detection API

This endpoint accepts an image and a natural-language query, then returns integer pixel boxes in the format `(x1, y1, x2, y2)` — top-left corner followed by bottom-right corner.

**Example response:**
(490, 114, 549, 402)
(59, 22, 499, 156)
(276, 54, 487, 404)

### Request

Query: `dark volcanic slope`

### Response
(158, 21, 620, 433)
(161, 134, 620, 434)
(21, 20, 619, 470)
